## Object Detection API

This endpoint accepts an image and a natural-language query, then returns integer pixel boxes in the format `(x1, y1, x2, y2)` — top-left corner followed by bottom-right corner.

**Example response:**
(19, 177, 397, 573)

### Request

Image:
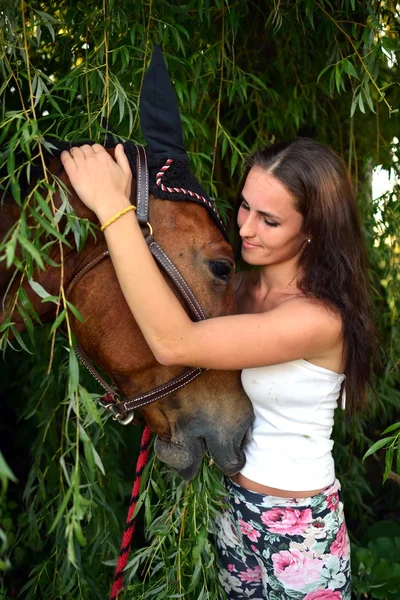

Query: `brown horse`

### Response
(0, 49, 253, 481)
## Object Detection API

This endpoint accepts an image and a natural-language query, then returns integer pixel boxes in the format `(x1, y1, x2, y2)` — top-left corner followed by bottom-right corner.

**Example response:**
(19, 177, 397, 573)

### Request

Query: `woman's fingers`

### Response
(114, 144, 131, 173)
(92, 143, 106, 154)
(60, 149, 78, 175)
(60, 143, 132, 216)
(70, 146, 86, 163)
(114, 144, 132, 197)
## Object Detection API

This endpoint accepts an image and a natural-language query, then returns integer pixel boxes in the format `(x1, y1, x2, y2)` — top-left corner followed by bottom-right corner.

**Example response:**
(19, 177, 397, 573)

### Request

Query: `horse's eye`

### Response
(209, 261, 233, 282)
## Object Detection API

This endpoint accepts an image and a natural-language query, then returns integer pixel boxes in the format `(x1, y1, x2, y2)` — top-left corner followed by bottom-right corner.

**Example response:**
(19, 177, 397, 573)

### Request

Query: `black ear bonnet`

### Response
(123, 44, 228, 241)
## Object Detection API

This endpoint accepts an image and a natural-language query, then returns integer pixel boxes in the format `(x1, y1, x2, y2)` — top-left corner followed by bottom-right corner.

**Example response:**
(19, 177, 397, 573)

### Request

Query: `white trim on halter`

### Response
(156, 158, 226, 230)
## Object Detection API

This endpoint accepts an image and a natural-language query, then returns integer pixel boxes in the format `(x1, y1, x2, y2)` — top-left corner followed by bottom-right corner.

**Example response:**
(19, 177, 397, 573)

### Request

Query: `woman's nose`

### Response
(239, 213, 255, 238)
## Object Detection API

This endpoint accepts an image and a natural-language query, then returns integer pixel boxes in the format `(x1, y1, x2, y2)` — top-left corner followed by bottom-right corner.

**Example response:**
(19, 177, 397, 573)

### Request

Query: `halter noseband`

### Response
(66, 145, 208, 425)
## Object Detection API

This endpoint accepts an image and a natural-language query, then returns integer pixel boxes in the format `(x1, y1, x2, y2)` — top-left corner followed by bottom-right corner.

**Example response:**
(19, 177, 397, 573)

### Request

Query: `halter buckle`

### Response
(99, 394, 135, 426)
(113, 412, 136, 426)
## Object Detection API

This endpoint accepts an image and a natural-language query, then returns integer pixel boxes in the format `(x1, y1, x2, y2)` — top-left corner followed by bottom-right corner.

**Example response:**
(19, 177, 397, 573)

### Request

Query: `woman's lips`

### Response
(242, 239, 260, 249)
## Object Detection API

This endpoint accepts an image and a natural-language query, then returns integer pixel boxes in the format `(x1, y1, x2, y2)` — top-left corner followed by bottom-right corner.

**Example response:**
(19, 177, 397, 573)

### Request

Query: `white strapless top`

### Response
(240, 359, 345, 491)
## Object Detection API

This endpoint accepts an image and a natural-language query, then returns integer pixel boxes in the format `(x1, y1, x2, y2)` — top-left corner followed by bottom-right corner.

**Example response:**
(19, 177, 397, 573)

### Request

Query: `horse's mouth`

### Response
(154, 433, 247, 481)
(154, 435, 205, 480)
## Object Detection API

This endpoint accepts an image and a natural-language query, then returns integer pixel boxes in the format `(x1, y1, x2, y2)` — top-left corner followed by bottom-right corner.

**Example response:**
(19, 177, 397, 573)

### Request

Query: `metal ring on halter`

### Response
(113, 412, 136, 426)
(99, 397, 136, 426)
(145, 222, 153, 236)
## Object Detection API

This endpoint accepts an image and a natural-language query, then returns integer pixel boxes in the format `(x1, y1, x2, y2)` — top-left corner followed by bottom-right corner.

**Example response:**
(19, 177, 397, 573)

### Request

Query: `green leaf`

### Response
(358, 92, 365, 114)
(40, 295, 60, 304)
(382, 422, 400, 435)
(350, 94, 358, 118)
(49, 308, 66, 334)
(48, 487, 72, 533)
(68, 350, 80, 396)
(28, 278, 51, 300)
(145, 489, 152, 527)
(5, 228, 18, 268)
(66, 301, 84, 323)
(73, 519, 87, 547)
(342, 58, 359, 79)
(11, 326, 33, 354)
(192, 527, 207, 560)
(67, 530, 77, 567)
(34, 9, 60, 24)
(29, 206, 71, 245)
(335, 64, 342, 94)
(317, 64, 333, 83)
(384, 445, 394, 482)
(18, 287, 42, 324)
(362, 80, 375, 113)
(230, 151, 239, 176)
(397, 444, 400, 475)
(92, 446, 105, 476)
(364, 436, 395, 460)
(0, 451, 18, 483)
(17, 304, 35, 345)
(83, 437, 96, 480)
(221, 135, 228, 159)
(79, 386, 103, 427)
(132, 491, 147, 521)
(34, 191, 54, 220)
(17, 234, 45, 269)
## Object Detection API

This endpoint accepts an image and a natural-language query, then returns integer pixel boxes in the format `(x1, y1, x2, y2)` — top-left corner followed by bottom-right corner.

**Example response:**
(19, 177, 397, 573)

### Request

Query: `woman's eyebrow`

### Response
(240, 193, 281, 220)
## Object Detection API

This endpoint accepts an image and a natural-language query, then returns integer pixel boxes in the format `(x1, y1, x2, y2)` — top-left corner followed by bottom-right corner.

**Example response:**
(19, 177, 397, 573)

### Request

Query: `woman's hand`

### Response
(60, 143, 132, 222)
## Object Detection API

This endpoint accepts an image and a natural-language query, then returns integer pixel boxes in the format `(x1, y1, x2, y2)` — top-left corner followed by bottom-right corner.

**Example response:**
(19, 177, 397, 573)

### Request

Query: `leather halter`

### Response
(67, 145, 207, 425)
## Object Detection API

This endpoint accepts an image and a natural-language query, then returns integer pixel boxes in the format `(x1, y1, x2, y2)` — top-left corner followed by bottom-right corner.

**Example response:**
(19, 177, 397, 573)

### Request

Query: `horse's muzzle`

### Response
(154, 413, 254, 481)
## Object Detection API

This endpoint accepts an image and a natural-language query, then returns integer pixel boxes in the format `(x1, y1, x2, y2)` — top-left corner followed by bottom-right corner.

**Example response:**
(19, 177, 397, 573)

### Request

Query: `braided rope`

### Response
(156, 159, 225, 229)
(110, 425, 152, 600)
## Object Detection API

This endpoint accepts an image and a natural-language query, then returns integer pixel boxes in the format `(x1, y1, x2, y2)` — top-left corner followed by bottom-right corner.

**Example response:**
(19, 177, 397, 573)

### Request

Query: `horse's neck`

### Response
(0, 151, 108, 332)
(0, 235, 105, 333)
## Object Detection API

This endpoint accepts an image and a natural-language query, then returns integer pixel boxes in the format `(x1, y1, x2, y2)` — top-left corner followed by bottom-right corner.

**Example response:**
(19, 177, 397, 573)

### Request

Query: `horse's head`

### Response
(65, 179, 253, 480)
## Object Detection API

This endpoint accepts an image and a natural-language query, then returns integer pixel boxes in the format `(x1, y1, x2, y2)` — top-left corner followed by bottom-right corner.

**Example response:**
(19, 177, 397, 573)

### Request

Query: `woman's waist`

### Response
(231, 473, 328, 498)
(240, 447, 336, 492)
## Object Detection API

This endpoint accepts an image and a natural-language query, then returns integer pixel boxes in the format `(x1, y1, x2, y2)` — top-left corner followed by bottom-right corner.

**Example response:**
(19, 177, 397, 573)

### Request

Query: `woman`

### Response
(61, 137, 376, 599)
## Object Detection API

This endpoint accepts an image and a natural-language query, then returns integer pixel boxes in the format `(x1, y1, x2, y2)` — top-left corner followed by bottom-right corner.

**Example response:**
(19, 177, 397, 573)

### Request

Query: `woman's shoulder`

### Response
(276, 294, 342, 323)
(271, 295, 344, 349)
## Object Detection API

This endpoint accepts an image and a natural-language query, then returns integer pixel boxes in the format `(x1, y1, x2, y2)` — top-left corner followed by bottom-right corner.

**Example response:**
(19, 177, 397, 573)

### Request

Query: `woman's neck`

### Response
(254, 262, 302, 301)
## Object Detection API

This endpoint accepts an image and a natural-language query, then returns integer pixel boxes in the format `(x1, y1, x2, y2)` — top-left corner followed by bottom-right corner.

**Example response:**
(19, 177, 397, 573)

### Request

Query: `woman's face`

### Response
(237, 166, 306, 267)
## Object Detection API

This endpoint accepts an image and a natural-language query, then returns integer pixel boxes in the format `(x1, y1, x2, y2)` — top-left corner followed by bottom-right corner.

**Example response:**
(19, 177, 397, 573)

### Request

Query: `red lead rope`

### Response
(110, 425, 152, 600)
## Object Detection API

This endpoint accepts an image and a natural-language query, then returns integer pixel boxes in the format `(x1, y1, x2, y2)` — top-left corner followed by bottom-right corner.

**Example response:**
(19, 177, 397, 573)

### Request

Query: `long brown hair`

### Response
(242, 137, 379, 414)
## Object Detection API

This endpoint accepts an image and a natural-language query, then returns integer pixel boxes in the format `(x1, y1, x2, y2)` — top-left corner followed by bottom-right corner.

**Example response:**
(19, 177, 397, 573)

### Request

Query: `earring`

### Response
(307, 238, 311, 243)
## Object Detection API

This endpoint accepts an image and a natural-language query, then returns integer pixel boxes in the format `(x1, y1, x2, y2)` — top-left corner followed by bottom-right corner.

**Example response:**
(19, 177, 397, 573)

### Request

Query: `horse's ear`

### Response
(139, 44, 187, 159)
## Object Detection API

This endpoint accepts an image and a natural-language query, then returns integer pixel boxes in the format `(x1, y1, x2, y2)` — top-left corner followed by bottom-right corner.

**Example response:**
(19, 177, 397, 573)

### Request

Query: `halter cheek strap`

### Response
(68, 145, 209, 425)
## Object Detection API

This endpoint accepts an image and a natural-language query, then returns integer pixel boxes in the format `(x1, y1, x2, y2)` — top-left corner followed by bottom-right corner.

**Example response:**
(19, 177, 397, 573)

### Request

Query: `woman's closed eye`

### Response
(240, 200, 280, 228)
(262, 218, 279, 228)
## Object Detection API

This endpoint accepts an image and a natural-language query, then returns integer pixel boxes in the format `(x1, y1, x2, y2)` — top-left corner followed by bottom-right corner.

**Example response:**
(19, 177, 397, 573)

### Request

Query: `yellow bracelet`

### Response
(100, 205, 136, 231)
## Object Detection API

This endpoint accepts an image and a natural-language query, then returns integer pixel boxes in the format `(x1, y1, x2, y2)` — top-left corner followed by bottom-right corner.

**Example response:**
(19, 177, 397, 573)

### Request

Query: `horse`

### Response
(0, 47, 253, 481)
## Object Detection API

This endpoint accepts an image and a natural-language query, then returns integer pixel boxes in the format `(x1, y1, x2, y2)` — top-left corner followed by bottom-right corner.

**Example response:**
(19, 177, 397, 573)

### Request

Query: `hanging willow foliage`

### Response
(1, 1, 400, 598)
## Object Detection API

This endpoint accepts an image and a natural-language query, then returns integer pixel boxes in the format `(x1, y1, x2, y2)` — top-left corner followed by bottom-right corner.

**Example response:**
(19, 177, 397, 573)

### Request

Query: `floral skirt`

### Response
(214, 477, 351, 600)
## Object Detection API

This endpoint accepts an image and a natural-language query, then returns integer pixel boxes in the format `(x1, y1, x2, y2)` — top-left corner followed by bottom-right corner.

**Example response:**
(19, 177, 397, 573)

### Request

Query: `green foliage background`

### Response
(0, 0, 400, 598)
